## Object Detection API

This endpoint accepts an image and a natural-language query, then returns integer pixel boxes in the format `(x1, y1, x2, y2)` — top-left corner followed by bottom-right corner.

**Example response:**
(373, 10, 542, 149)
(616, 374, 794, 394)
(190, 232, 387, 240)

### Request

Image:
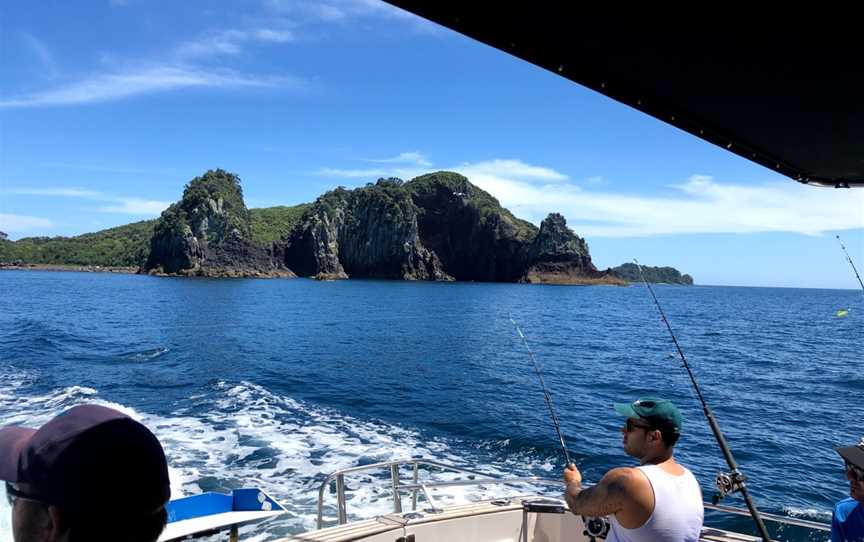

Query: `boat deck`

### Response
(280, 498, 765, 542)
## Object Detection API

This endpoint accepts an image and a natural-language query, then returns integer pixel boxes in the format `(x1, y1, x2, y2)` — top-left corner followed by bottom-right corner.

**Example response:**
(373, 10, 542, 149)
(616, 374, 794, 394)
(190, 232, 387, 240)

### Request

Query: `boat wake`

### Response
(0, 375, 559, 542)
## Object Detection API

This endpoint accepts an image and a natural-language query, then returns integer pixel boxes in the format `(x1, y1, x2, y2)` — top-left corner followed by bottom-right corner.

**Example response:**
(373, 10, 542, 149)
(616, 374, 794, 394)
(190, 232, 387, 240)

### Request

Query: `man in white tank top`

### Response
(562, 397, 704, 542)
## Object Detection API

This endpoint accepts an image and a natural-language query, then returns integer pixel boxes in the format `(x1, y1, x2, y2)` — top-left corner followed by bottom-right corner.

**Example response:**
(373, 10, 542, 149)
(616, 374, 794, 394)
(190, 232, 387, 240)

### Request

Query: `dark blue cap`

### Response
(0, 404, 170, 514)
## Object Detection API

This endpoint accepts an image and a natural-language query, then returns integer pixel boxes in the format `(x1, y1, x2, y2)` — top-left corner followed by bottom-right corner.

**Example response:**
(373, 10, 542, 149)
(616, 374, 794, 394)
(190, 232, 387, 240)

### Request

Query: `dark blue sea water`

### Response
(1, 271, 861, 541)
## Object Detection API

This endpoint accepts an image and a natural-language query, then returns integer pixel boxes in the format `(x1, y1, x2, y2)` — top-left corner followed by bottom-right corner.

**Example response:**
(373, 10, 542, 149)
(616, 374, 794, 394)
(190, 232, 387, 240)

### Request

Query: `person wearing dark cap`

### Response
(562, 397, 704, 542)
(0, 404, 171, 542)
(832, 438, 864, 542)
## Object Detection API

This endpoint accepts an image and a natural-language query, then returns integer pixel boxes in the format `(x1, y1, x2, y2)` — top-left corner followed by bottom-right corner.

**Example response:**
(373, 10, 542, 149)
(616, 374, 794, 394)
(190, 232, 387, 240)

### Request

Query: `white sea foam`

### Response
(782, 506, 832, 522)
(0, 377, 558, 541)
(122, 346, 170, 361)
(0, 367, 98, 426)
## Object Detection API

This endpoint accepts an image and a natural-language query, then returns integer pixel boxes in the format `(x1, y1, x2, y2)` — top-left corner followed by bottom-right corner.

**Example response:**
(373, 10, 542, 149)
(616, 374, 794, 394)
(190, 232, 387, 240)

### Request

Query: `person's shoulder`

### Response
(834, 498, 862, 520)
(602, 466, 648, 490)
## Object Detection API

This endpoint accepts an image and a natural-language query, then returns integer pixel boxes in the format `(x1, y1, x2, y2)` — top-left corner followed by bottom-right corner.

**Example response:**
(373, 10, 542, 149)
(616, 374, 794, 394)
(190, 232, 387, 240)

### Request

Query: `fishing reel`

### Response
(712, 470, 746, 504)
(582, 516, 610, 541)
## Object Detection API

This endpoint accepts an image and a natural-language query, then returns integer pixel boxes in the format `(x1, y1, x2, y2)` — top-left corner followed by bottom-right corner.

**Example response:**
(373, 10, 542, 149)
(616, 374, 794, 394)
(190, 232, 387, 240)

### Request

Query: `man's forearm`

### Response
(563, 480, 623, 517)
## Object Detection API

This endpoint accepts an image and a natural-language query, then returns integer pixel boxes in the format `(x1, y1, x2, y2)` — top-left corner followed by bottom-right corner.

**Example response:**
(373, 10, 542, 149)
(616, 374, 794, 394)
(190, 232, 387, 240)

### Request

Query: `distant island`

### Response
(0, 169, 692, 285)
(610, 262, 694, 285)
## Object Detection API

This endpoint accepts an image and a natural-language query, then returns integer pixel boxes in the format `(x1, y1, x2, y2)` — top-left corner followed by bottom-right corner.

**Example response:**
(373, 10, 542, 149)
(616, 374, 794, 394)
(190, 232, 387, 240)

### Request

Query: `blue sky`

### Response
(2, 1, 863, 289)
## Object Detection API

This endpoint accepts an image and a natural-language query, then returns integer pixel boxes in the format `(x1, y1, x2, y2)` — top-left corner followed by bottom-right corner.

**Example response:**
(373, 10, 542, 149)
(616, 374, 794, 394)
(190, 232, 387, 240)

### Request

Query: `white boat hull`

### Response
(280, 498, 762, 542)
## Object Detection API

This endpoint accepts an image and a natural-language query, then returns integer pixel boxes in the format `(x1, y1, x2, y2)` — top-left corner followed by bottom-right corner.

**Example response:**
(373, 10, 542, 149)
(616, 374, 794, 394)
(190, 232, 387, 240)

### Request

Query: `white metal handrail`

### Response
(315, 458, 559, 528)
(315, 458, 832, 534)
(704, 503, 830, 532)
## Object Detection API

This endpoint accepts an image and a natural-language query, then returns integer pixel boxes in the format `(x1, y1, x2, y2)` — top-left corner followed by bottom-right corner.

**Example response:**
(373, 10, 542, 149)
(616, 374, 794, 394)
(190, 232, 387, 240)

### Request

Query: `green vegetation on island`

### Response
(1, 168, 690, 285)
(407, 171, 538, 243)
(152, 169, 252, 245)
(611, 262, 694, 285)
(282, 172, 614, 283)
(0, 205, 309, 268)
(143, 169, 296, 276)
(249, 205, 312, 245)
(0, 220, 156, 267)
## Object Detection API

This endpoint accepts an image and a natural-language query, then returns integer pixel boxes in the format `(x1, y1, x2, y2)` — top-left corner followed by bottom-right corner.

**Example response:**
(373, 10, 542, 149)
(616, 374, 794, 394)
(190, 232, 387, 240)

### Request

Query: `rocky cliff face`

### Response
(282, 180, 451, 280)
(406, 172, 537, 282)
(281, 188, 350, 279)
(521, 213, 620, 284)
(142, 168, 622, 284)
(282, 172, 617, 284)
(143, 169, 293, 278)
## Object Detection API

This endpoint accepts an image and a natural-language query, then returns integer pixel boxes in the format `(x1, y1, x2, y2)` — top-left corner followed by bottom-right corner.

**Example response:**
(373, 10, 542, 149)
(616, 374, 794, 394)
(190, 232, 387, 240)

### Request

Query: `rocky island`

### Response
(279, 171, 621, 284)
(143, 170, 293, 278)
(611, 262, 694, 285)
(0, 168, 691, 285)
(276, 171, 623, 284)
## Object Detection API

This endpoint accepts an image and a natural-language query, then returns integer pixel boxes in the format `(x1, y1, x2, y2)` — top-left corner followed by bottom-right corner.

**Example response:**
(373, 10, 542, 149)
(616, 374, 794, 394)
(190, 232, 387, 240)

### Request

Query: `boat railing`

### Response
(702, 502, 829, 532)
(316, 458, 559, 528)
(316, 458, 831, 534)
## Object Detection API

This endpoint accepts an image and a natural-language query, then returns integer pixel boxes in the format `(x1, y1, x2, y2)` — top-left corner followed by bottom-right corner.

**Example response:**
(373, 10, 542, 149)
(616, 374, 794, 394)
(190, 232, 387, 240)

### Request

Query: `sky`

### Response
(1, 1, 863, 289)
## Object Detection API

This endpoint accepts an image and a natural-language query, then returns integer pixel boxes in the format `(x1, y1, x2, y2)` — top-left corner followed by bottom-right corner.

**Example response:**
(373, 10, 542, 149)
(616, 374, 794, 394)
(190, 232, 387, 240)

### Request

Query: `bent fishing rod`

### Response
(633, 260, 772, 542)
(836, 235, 864, 294)
(509, 316, 573, 467)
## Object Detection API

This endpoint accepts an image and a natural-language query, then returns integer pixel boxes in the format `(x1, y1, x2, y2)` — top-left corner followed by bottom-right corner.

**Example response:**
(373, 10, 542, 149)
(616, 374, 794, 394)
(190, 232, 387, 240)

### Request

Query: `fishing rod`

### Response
(633, 260, 772, 542)
(836, 235, 864, 294)
(509, 316, 573, 467)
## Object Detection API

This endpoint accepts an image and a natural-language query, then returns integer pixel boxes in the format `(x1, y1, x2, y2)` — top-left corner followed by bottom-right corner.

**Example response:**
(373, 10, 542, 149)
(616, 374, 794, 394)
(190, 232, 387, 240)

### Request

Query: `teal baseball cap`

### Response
(614, 397, 682, 434)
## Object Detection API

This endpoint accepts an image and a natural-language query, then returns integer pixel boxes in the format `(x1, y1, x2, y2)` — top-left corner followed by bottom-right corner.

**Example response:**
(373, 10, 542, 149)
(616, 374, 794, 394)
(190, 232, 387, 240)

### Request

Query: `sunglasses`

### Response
(4, 482, 46, 507)
(625, 418, 655, 432)
(846, 462, 864, 482)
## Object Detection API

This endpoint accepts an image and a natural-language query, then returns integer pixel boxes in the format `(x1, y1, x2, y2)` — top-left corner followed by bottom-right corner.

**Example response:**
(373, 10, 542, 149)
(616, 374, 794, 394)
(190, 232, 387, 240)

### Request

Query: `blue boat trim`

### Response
(166, 488, 286, 523)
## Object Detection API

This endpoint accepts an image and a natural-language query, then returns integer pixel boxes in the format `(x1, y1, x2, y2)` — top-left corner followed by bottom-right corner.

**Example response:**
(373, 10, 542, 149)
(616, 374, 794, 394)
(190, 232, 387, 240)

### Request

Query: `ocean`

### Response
(1, 270, 861, 541)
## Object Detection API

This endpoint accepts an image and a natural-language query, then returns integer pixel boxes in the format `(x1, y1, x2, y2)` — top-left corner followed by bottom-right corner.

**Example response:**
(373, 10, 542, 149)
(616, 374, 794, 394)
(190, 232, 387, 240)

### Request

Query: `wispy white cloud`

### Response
(3, 18, 304, 110)
(253, 28, 294, 43)
(6, 188, 102, 198)
(20, 33, 58, 79)
(174, 31, 245, 59)
(42, 163, 188, 176)
(0, 214, 55, 233)
(263, 0, 440, 33)
(337, 0, 423, 20)
(4, 1, 433, 111)
(318, 166, 425, 179)
(319, 156, 566, 187)
(306, 3, 349, 21)
(457, 159, 568, 182)
(174, 27, 295, 60)
(265, 0, 405, 20)
(98, 198, 170, 214)
(460, 170, 864, 237)
(366, 151, 431, 167)
(3, 187, 169, 216)
(319, 154, 863, 237)
(0, 66, 299, 108)
(4, 1, 440, 111)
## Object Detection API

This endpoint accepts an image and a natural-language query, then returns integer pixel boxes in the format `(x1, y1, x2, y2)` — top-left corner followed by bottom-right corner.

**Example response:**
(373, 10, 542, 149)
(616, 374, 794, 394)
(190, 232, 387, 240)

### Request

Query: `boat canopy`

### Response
(384, 5, 864, 188)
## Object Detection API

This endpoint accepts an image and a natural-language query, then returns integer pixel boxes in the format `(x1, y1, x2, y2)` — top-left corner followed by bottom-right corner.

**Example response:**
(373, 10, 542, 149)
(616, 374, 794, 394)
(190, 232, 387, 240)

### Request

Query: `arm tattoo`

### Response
(564, 470, 628, 517)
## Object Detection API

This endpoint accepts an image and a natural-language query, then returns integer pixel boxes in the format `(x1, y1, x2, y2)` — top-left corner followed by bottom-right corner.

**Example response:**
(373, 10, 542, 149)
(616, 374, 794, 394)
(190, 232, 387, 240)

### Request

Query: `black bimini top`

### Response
(384, 5, 864, 188)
